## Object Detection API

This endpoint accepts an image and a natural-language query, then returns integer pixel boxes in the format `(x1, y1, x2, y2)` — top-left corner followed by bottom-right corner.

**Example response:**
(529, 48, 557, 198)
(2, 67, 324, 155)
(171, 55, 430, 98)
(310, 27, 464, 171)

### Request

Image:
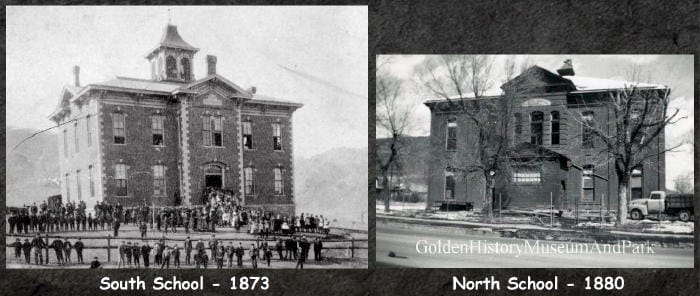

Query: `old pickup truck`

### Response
(629, 191, 694, 222)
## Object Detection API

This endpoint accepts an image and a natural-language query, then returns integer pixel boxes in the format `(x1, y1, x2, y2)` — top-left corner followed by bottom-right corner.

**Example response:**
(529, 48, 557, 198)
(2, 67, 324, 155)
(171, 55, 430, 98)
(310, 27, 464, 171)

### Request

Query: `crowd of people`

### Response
(7, 188, 335, 268)
(9, 233, 324, 269)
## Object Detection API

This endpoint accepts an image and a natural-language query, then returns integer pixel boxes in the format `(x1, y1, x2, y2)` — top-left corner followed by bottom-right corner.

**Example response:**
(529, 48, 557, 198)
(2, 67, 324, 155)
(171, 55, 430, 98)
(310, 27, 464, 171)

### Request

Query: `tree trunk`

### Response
(616, 179, 629, 227)
(481, 173, 494, 220)
(382, 173, 390, 213)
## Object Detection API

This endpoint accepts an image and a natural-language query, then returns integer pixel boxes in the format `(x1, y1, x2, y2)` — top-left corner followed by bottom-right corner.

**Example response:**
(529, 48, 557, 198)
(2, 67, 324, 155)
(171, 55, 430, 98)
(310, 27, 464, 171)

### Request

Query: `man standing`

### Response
(226, 242, 235, 268)
(216, 246, 225, 269)
(50, 238, 65, 265)
(249, 243, 259, 269)
(208, 234, 218, 264)
(140, 222, 148, 238)
(155, 239, 165, 266)
(31, 234, 45, 265)
(112, 217, 120, 237)
(235, 242, 245, 267)
(141, 242, 152, 268)
(63, 239, 72, 264)
(295, 239, 305, 269)
(195, 239, 206, 268)
(161, 246, 171, 269)
(184, 236, 193, 265)
(314, 238, 323, 261)
(118, 241, 127, 268)
(133, 242, 141, 268)
(10, 238, 22, 263)
(172, 245, 181, 268)
(125, 242, 133, 268)
(275, 239, 284, 261)
(74, 238, 85, 264)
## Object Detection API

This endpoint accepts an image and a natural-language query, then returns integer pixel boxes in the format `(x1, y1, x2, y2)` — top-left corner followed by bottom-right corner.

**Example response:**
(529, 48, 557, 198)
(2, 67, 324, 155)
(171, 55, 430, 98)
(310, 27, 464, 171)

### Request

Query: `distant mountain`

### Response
(6, 126, 61, 207)
(376, 136, 429, 192)
(295, 147, 368, 230)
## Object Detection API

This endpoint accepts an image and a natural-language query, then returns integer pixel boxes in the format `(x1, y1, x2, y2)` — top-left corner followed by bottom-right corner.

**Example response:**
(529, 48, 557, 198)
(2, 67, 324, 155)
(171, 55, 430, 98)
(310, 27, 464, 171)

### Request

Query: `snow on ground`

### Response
(376, 202, 426, 212)
(575, 219, 694, 234)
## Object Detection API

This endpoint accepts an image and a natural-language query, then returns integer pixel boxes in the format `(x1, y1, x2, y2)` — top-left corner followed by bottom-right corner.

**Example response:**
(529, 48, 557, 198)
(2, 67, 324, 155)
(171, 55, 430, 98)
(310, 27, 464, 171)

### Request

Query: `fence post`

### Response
(107, 235, 111, 263)
(350, 238, 355, 258)
(45, 233, 49, 264)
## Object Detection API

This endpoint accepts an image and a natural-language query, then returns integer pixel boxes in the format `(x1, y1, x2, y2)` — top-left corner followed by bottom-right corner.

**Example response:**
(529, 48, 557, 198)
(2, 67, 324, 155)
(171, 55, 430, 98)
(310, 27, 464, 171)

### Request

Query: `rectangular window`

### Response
(86, 115, 92, 147)
(112, 113, 125, 144)
(212, 116, 222, 146)
(272, 123, 282, 150)
(63, 129, 69, 157)
(153, 165, 166, 196)
(74, 122, 79, 153)
(513, 167, 541, 184)
(444, 170, 455, 199)
(582, 165, 595, 201)
(244, 167, 255, 195)
(203, 115, 223, 147)
(76, 170, 82, 201)
(152, 115, 165, 146)
(115, 164, 128, 196)
(65, 173, 70, 202)
(446, 118, 457, 150)
(514, 113, 522, 139)
(551, 111, 560, 145)
(273, 168, 284, 195)
(582, 111, 594, 148)
(88, 165, 95, 197)
(243, 121, 253, 149)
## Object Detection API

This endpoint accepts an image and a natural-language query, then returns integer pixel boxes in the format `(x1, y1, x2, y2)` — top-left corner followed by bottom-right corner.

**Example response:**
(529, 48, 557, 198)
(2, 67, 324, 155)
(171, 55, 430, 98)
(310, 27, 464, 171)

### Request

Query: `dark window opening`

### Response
(152, 115, 164, 146)
(166, 56, 177, 79)
(631, 167, 643, 200)
(112, 113, 125, 144)
(445, 170, 455, 199)
(582, 111, 594, 148)
(272, 123, 282, 150)
(582, 165, 595, 202)
(180, 57, 191, 80)
(551, 111, 560, 145)
(243, 121, 253, 149)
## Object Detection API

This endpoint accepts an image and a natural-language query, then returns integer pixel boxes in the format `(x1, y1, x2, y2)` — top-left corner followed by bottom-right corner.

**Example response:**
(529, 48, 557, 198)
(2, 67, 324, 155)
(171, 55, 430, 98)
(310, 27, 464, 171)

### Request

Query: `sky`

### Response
(6, 6, 368, 159)
(378, 55, 694, 190)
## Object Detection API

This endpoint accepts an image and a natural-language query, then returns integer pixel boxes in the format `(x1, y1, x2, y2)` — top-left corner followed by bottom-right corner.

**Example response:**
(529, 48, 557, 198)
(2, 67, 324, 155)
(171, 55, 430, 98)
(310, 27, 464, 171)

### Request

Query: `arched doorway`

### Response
(205, 164, 224, 189)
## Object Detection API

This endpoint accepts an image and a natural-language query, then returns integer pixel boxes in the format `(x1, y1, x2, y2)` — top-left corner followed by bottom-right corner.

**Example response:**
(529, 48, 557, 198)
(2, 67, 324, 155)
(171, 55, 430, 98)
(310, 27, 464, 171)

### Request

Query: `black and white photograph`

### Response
(5, 6, 368, 269)
(376, 55, 694, 268)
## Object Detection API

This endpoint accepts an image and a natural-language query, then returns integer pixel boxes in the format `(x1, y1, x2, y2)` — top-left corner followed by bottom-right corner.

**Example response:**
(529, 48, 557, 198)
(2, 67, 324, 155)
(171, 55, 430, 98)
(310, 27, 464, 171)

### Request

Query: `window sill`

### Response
(153, 145, 166, 148)
(273, 149, 284, 152)
(203, 146, 226, 149)
(113, 143, 127, 146)
(244, 148, 256, 151)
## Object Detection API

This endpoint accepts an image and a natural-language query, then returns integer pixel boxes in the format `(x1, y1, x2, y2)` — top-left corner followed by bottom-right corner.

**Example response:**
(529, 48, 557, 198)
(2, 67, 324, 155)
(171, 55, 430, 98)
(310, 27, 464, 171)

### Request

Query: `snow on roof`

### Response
(250, 93, 303, 107)
(423, 89, 503, 103)
(93, 77, 184, 93)
(566, 76, 666, 92)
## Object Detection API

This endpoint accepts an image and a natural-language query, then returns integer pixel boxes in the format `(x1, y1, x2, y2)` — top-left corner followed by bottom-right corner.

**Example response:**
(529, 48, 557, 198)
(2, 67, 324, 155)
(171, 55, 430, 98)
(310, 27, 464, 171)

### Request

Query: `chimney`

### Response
(73, 65, 81, 86)
(206, 55, 217, 75)
(556, 59, 575, 76)
(248, 86, 257, 94)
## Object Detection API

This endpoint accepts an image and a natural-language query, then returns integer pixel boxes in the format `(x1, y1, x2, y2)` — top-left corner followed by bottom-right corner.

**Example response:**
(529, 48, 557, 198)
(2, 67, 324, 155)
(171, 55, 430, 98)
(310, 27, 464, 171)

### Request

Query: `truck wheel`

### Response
(630, 210, 643, 220)
(678, 210, 691, 222)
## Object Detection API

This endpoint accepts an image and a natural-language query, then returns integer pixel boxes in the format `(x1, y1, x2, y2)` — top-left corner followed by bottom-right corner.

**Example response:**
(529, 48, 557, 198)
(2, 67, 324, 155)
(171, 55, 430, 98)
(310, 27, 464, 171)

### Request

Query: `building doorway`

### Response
(205, 164, 224, 189)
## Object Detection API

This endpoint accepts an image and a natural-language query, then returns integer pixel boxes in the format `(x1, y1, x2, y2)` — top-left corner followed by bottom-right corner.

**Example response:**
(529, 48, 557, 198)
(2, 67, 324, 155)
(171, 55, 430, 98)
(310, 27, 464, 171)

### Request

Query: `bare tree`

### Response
(581, 85, 684, 226)
(376, 68, 413, 213)
(673, 172, 693, 194)
(417, 55, 517, 218)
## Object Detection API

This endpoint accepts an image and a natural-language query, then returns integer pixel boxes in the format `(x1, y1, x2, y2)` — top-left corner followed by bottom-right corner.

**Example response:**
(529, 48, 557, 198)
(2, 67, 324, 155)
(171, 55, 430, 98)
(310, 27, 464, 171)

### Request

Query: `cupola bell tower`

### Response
(146, 24, 199, 82)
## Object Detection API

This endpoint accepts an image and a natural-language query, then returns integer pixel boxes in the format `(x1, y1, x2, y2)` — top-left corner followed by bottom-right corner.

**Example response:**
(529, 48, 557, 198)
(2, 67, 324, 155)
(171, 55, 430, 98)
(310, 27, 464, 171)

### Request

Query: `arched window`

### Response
(180, 57, 191, 80)
(551, 111, 560, 145)
(112, 113, 125, 144)
(582, 111, 594, 148)
(631, 167, 643, 200)
(204, 164, 224, 189)
(530, 111, 543, 145)
(166, 56, 177, 79)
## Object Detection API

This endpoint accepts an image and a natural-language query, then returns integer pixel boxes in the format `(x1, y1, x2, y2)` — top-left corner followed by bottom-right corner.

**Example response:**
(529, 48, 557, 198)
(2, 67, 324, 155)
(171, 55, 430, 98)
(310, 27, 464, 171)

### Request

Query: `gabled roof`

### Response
(180, 74, 254, 99)
(249, 94, 304, 108)
(565, 76, 666, 92)
(146, 24, 199, 58)
(501, 66, 577, 92)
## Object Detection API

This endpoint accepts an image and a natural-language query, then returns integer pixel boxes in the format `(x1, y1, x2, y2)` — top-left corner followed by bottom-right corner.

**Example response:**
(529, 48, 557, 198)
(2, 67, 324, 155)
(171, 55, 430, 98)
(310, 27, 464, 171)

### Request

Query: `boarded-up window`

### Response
(86, 115, 92, 147)
(76, 170, 82, 201)
(65, 173, 70, 202)
(115, 164, 128, 197)
(74, 122, 79, 153)
(88, 165, 95, 197)
(446, 118, 457, 150)
(63, 129, 69, 157)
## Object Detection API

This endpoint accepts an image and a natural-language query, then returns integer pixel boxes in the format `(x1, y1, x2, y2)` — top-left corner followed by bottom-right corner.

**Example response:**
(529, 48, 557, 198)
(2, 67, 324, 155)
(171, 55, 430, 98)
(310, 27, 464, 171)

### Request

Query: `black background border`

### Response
(1, 0, 699, 295)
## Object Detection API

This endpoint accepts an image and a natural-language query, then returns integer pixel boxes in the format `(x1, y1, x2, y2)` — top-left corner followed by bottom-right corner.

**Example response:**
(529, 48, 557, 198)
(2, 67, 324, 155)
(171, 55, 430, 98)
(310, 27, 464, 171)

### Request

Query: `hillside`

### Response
(6, 126, 61, 206)
(376, 136, 429, 192)
(295, 147, 368, 230)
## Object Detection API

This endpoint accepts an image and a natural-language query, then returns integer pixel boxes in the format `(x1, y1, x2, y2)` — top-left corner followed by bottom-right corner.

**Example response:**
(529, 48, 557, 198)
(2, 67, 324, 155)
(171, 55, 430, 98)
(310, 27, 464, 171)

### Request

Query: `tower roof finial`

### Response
(167, 8, 172, 24)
